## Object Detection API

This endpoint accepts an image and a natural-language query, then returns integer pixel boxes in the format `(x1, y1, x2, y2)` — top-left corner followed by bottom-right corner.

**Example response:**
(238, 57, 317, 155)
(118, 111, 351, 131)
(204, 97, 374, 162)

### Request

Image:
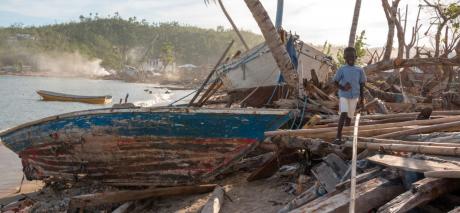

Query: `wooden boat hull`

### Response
(37, 90, 112, 104)
(0, 107, 294, 186)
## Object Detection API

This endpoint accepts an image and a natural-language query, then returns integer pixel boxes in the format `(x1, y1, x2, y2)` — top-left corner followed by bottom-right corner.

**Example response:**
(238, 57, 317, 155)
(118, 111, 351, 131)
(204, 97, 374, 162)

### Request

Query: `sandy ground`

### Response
(153, 172, 300, 213)
(0, 171, 306, 212)
(0, 180, 44, 206)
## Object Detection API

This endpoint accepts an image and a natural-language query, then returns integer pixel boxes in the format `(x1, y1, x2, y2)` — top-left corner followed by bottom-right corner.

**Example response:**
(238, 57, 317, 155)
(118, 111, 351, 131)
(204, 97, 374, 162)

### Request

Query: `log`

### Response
(367, 155, 460, 173)
(346, 136, 460, 147)
(265, 116, 460, 137)
(201, 186, 225, 213)
(377, 178, 460, 213)
(424, 170, 460, 178)
(345, 142, 460, 156)
(306, 127, 413, 140)
(290, 178, 404, 213)
(69, 184, 217, 209)
(376, 120, 460, 139)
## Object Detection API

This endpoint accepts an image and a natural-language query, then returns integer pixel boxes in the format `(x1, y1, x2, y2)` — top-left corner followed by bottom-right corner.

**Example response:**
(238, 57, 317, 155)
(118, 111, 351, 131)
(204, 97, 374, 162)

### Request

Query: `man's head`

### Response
(344, 47, 357, 66)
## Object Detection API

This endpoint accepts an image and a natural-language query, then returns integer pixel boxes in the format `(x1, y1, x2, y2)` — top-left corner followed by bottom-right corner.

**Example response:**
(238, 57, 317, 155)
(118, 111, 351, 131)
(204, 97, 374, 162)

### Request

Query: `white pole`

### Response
(349, 113, 361, 213)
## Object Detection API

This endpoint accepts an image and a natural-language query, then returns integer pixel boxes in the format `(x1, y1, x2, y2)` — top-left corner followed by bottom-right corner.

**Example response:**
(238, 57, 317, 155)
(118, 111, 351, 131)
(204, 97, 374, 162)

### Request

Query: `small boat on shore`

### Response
(36, 90, 112, 104)
(0, 107, 294, 186)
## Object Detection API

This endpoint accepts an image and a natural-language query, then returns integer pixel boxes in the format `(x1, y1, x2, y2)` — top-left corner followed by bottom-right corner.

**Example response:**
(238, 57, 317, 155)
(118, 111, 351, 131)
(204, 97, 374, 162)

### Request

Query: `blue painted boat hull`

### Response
(0, 107, 294, 186)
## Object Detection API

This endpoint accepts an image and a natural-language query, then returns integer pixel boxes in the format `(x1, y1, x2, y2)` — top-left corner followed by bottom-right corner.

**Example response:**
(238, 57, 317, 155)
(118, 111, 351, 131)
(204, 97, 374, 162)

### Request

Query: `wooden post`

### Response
(189, 40, 234, 106)
(349, 113, 361, 213)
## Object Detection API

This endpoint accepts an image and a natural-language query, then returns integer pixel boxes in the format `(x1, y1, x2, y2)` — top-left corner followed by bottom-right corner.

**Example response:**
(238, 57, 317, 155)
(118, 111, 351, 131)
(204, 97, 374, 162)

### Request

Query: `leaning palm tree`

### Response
(205, 0, 298, 90)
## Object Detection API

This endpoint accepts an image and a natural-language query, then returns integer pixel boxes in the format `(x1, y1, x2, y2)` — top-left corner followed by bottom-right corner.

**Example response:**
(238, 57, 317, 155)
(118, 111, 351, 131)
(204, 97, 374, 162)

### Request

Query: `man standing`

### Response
(333, 47, 366, 144)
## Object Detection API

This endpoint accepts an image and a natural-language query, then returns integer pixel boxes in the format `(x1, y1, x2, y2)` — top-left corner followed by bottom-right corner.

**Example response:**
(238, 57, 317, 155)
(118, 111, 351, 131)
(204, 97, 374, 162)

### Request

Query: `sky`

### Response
(0, 0, 430, 47)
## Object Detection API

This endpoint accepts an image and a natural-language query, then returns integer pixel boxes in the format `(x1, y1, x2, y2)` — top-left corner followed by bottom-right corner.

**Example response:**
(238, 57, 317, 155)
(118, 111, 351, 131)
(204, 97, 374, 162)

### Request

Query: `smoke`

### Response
(34, 52, 111, 78)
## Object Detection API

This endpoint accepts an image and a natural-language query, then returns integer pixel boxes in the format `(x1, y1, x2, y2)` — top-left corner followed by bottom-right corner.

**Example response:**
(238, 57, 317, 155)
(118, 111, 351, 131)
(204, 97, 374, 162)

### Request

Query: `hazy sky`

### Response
(0, 0, 429, 47)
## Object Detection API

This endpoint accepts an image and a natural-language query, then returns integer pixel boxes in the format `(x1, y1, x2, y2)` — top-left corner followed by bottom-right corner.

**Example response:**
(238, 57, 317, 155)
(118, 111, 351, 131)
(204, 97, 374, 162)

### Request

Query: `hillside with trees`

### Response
(0, 13, 264, 75)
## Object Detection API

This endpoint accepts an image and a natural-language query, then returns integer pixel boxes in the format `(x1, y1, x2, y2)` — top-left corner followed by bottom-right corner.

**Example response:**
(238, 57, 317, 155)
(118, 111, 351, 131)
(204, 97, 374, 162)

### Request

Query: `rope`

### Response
(168, 89, 198, 106)
(296, 97, 308, 129)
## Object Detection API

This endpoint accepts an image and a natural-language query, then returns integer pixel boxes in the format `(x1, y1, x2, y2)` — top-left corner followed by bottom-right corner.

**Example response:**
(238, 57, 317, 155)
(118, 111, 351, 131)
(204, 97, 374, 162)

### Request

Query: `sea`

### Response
(0, 75, 193, 197)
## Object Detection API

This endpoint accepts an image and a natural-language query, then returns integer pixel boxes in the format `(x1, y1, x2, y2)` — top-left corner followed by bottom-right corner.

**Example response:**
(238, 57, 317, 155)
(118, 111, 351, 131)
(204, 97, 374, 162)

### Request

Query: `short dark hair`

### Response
(344, 47, 356, 56)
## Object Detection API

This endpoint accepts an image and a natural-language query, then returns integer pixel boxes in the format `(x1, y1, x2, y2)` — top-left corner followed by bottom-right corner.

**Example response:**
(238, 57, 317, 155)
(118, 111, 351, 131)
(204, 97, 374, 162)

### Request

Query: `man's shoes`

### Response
(332, 138, 343, 145)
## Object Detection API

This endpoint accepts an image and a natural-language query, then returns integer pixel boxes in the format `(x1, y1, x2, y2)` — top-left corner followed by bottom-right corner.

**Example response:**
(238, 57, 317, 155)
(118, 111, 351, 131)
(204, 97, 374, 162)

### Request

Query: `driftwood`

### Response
(367, 155, 460, 173)
(378, 178, 460, 213)
(345, 141, 460, 156)
(265, 116, 460, 137)
(290, 178, 404, 213)
(69, 184, 217, 209)
(201, 186, 225, 213)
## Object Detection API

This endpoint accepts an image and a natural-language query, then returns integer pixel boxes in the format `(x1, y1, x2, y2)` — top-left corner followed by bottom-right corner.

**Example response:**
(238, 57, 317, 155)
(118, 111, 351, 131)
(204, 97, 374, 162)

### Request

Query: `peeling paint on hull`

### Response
(0, 107, 294, 186)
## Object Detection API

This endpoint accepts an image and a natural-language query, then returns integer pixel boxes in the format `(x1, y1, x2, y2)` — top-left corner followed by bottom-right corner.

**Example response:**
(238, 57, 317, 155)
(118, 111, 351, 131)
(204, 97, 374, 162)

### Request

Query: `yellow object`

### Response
(36, 90, 112, 104)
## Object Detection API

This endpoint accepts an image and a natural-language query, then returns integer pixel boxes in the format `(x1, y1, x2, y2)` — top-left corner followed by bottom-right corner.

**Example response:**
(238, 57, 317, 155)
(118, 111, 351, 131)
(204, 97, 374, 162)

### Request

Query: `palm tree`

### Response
(348, 0, 362, 47)
(205, 0, 298, 89)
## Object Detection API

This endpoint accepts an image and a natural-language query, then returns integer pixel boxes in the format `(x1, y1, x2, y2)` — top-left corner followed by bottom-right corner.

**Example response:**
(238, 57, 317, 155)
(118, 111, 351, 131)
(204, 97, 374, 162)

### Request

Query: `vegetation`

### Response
(336, 30, 367, 66)
(0, 13, 264, 72)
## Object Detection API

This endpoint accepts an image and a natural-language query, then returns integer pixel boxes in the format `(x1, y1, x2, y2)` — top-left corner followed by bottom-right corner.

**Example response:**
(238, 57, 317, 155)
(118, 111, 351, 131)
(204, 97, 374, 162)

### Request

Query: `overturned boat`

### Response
(37, 90, 112, 104)
(0, 107, 294, 186)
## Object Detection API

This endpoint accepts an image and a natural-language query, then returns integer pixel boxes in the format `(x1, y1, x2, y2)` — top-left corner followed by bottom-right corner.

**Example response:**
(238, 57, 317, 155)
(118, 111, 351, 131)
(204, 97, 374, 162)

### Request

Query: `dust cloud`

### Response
(34, 52, 111, 78)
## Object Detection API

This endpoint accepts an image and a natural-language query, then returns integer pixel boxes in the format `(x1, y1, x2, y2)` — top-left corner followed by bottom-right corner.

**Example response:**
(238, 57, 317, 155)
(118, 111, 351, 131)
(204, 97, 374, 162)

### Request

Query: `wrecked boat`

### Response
(37, 90, 112, 104)
(215, 37, 334, 107)
(0, 107, 294, 186)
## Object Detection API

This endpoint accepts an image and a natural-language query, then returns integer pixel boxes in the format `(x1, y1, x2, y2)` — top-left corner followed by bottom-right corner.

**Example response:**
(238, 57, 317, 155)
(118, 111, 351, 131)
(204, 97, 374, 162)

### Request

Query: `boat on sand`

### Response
(0, 107, 294, 186)
(36, 90, 112, 104)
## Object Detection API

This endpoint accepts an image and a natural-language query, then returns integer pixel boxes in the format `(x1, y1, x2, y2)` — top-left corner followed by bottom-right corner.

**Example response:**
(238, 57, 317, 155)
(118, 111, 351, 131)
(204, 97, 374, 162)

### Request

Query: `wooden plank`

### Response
(424, 170, 460, 178)
(345, 142, 460, 156)
(377, 178, 460, 213)
(265, 116, 460, 137)
(201, 186, 225, 213)
(290, 178, 404, 213)
(376, 120, 460, 139)
(69, 184, 217, 209)
(367, 155, 460, 173)
(351, 137, 460, 147)
(277, 185, 318, 213)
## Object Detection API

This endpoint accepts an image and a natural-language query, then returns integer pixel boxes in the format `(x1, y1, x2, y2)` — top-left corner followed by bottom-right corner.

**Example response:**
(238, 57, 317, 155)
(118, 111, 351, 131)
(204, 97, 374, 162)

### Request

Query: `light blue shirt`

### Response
(333, 65, 366, 99)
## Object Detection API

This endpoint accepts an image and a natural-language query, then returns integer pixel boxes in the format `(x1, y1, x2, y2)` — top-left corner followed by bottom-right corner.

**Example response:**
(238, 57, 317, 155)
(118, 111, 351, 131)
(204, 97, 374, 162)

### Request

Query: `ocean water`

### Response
(0, 75, 192, 196)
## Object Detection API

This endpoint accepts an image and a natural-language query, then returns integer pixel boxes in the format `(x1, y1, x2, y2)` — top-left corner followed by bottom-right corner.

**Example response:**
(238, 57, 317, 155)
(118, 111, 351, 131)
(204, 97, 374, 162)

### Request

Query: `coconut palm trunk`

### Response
(348, 0, 362, 47)
(243, 0, 298, 90)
